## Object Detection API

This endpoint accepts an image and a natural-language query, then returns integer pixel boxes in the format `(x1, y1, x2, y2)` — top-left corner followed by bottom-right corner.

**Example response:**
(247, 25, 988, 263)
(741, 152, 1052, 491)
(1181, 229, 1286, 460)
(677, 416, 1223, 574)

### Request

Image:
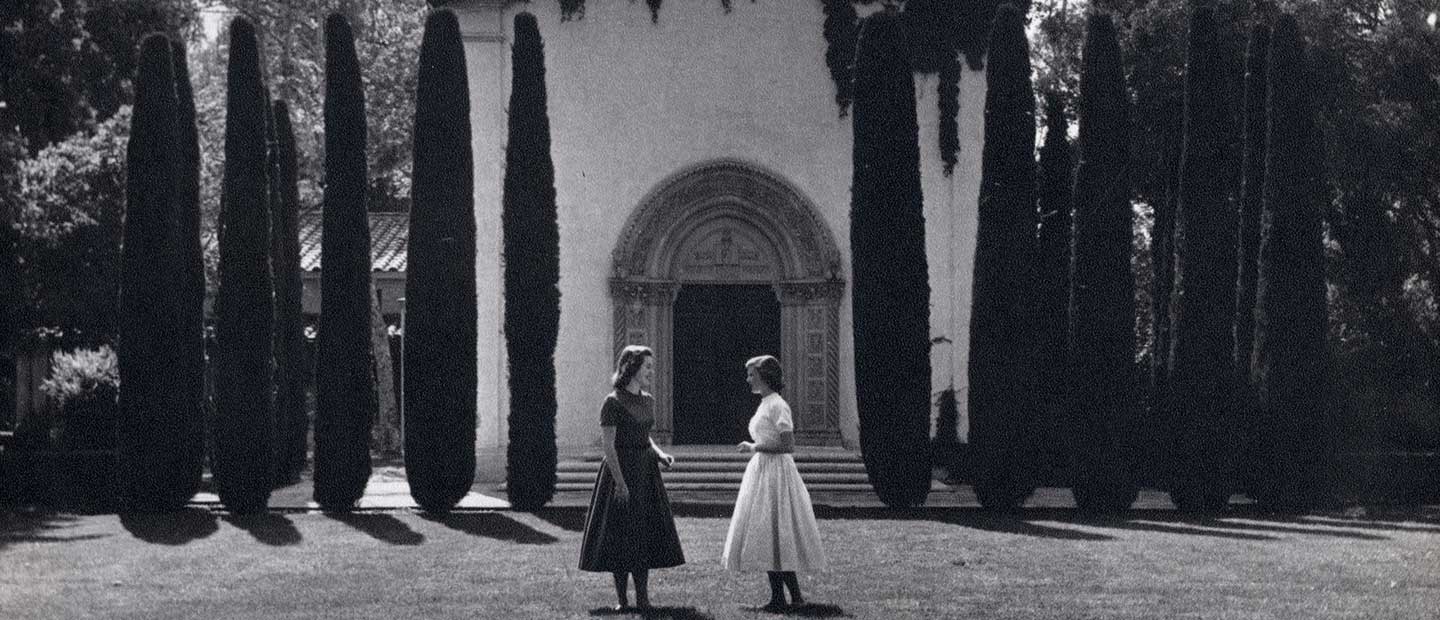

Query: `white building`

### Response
(448, 0, 987, 480)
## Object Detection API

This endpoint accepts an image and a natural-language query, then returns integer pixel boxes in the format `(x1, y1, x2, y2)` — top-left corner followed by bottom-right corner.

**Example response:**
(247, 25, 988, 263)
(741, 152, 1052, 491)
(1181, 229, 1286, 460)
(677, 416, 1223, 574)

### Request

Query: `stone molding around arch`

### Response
(609, 159, 845, 446)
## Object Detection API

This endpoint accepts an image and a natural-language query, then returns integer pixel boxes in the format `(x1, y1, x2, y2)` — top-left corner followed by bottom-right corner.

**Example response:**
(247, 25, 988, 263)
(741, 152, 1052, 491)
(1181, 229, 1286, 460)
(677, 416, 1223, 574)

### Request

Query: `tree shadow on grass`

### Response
(588, 606, 718, 620)
(529, 507, 587, 532)
(420, 512, 558, 545)
(1188, 517, 1389, 541)
(222, 513, 302, 546)
(118, 508, 218, 545)
(1069, 515, 1275, 541)
(1290, 515, 1440, 534)
(327, 512, 424, 545)
(810, 507, 1114, 541)
(1, 510, 104, 551)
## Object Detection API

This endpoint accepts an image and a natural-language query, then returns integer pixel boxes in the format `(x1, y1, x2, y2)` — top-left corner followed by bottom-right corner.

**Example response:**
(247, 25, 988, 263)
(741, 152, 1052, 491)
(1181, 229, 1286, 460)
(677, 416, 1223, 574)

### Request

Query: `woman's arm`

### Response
(748, 431, 794, 454)
(602, 425, 629, 503)
(649, 437, 674, 468)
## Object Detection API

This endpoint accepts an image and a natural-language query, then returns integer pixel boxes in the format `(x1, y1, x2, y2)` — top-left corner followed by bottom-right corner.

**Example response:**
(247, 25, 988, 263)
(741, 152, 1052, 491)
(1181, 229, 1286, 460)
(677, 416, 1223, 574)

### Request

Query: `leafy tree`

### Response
(405, 8, 476, 514)
(850, 9, 933, 509)
(504, 12, 561, 511)
(212, 17, 274, 514)
(967, 3, 1038, 510)
(313, 13, 374, 512)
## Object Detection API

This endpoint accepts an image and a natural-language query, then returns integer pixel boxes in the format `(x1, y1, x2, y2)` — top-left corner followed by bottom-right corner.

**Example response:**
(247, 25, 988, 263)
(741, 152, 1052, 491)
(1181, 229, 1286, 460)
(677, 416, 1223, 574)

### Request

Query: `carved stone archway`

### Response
(611, 160, 845, 446)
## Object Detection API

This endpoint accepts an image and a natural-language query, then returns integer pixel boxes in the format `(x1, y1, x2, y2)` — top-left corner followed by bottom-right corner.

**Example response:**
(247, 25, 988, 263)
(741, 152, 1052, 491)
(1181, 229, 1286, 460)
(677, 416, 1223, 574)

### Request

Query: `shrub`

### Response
(40, 347, 120, 451)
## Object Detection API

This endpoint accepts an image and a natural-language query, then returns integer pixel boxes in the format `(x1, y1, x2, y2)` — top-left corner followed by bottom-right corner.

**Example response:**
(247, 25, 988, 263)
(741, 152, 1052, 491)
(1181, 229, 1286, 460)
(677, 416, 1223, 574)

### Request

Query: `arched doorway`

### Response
(610, 160, 845, 446)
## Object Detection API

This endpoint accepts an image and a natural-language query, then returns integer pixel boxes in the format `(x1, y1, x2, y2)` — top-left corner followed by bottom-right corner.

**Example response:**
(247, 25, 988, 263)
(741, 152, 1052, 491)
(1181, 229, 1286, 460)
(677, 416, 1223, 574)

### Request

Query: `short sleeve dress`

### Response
(721, 392, 826, 572)
(578, 389, 686, 572)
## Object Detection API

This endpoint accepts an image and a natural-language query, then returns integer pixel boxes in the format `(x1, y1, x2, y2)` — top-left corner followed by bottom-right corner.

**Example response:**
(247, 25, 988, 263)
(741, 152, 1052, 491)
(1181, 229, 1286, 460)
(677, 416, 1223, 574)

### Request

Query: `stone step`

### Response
(557, 471, 869, 484)
(562, 450, 863, 464)
(556, 461, 869, 474)
(554, 482, 878, 493)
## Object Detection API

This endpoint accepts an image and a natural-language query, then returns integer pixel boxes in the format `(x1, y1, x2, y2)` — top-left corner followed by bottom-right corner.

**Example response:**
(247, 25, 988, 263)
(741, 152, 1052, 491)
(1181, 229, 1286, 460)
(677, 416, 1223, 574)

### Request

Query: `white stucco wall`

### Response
(454, 0, 983, 479)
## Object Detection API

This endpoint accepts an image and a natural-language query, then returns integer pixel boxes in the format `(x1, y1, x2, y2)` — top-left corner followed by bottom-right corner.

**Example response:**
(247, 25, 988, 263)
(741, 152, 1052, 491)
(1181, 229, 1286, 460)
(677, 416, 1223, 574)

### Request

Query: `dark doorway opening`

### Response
(671, 284, 782, 445)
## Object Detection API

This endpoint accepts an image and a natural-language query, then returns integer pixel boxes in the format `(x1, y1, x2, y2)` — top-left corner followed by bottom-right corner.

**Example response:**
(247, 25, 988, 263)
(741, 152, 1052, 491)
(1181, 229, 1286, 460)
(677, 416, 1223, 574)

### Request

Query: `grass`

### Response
(1, 506, 1438, 619)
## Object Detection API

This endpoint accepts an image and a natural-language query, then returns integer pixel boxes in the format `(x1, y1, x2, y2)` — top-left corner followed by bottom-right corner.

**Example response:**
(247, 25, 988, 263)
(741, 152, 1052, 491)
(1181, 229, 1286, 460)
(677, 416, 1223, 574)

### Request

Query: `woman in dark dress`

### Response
(578, 345, 685, 610)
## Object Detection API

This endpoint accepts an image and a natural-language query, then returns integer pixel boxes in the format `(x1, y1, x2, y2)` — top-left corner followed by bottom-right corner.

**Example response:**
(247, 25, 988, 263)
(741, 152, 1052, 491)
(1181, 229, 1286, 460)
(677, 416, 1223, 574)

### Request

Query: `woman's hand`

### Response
(737, 441, 756, 453)
(658, 452, 675, 469)
(614, 483, 630, 507)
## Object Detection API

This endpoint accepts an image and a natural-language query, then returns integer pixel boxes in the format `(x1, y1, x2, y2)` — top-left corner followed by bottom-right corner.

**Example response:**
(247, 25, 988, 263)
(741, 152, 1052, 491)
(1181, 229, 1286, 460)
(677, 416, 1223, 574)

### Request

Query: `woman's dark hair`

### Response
(611, 345, 654, 389)
(745, 355, 785, 391)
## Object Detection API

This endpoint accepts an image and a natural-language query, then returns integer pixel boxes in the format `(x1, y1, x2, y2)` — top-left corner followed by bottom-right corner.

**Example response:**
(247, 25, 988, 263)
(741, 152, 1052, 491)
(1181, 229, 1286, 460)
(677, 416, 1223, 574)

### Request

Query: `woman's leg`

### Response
(611, 571, 629, 609)
(765, 571, 787, 608)
(780, 571, 804, 605)
(633, 569, 651, 609)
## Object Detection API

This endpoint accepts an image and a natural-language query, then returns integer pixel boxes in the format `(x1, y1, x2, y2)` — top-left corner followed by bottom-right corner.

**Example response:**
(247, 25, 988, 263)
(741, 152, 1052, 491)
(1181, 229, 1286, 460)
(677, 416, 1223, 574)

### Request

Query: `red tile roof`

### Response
(296, 210, 408, 273)
(203, 210, 409, 273)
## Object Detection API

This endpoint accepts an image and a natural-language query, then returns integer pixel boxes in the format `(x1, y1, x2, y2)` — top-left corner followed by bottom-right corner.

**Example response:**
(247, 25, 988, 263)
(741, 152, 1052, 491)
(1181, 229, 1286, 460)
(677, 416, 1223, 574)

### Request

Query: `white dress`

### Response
(722, 392, 826, 572)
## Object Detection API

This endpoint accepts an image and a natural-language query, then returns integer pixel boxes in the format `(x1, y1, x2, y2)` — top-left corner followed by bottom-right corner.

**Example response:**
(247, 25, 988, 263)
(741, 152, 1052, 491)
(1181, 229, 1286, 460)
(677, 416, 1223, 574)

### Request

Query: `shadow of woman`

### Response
(419, 512, 558, 544)
(221, 513, 302, 546)
(588, 605, 718, 619)
(327, 512, 424, 545)
(737, 603, 850, 618)
(118, 508, 218, 545)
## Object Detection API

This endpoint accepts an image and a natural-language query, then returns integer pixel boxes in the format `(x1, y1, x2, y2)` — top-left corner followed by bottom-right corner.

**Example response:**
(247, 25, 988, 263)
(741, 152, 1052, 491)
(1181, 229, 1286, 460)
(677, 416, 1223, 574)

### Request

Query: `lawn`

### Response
(1, 505, 1437, 619)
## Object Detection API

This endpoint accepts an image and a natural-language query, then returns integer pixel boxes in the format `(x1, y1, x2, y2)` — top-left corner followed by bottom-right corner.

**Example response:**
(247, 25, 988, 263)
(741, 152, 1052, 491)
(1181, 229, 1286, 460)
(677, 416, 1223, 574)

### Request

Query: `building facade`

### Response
(450, 0, 987, 479)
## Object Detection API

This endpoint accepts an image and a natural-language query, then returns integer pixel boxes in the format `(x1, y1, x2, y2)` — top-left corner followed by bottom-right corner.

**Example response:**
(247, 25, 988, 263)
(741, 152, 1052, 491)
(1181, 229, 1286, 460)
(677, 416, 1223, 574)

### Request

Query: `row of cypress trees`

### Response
(120, 14, 384, 513)
(1153, 8, 1335, 511)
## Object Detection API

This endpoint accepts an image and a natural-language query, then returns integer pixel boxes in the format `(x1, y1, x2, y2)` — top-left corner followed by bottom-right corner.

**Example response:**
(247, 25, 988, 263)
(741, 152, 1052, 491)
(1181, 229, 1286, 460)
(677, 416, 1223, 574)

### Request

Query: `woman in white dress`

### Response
(722, 355, 825, 611)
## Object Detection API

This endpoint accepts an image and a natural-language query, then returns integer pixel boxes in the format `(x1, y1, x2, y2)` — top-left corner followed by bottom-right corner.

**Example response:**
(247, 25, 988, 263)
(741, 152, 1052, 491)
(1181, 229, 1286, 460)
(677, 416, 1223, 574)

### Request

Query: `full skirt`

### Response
(578, 447, 685, 572)
(722, 453, 826, 572)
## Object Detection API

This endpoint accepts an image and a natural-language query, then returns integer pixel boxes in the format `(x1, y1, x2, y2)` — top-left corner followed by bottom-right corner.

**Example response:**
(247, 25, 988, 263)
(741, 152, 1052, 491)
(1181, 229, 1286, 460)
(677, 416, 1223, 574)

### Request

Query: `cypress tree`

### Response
(1165, 5, 1240, 512)
(314, 13, 374, 511)
(212, 18, 274, 514)
(1249, 15, 1333, 510)
(405, 8, 476, 513)
(118, 33, 189, 510)
(966, 3, 1037, 510)
(850, 9, 932, 509)
(503, 12, 560, 511)
(271, 99, 308, 484)
(171, 40, 206, 507)
(1067, 12, 1138, 513)
(1231, 20, 1270, 424)
(1035, 91, 1072, 481)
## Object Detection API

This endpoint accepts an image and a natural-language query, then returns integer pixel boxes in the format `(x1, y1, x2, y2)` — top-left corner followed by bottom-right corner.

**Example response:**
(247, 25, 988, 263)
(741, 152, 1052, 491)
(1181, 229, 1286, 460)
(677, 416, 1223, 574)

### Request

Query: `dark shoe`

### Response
(761, 600, 787, 613)
(635, 598, 653, 611)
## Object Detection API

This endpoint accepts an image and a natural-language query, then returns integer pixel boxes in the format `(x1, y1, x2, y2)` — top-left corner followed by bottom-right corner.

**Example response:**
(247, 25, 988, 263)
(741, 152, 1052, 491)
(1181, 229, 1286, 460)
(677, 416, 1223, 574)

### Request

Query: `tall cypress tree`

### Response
(1035, 91, 1073, 481)
(405, 8, 476, 513)
(503, 12, 560, 511)
(172, 38, 206, 507)
(118, 33, 190, 511)
(1067, 12, 1138, 513)
(967, 3, 1037, 510)
(212, 18, 274, 514)
(1165, 5, 1240, 512)
(1231, 19, 1270, 432)
(1249, 15, 1333, 510)
(314, 13, 373, 511)
(271, 99, 308, 485)
(850, 9, 932, 509)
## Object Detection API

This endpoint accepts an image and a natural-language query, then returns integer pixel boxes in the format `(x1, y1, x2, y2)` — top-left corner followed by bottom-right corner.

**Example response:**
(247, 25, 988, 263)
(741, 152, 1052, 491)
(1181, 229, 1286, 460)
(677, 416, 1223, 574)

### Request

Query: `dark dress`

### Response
(578, 389, 686, 572)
